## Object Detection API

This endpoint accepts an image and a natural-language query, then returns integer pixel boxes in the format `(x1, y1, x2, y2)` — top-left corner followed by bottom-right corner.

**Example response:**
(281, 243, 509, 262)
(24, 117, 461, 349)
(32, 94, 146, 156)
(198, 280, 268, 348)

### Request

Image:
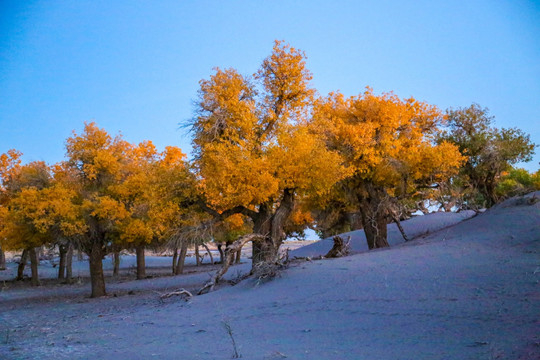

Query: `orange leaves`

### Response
(193, 41, 344, 214)
(270, 126, 348, 196)
(1, 181, 86, 250)
(256, 40, 315, 124)
(86, 196, 129, 222)
(289, 208, 313, 226)
(161, 146, 186, 168)
(119, 218, 153, 244)
(133, 140, 158, 162)
(66, 122, 130, 182)
(312, 88, 461, 193)
(198, 141, 279, 209)
(0, 149, 22, 187)
(402, 141, 465, 182)
(224, 213, 244, 228)
(194, 68, 258, 149)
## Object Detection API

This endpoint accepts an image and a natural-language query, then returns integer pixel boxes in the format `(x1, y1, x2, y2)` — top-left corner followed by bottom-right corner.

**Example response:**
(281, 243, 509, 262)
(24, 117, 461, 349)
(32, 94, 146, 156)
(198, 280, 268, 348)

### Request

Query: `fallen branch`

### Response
(390, 210, 410, 242)
(159, 288, 193, 300)
(198, 234, 265, 295)
(292, 256, 324, 261)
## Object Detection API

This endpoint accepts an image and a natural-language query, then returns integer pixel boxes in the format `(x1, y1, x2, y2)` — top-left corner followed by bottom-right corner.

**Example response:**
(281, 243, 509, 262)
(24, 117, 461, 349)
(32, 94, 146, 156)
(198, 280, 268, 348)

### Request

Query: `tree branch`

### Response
(198, 233, 265, 295)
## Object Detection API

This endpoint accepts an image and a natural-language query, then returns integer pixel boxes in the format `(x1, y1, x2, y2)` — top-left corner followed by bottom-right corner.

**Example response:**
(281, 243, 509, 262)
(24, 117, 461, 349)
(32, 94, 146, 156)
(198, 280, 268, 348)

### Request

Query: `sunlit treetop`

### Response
(65, 121, 132, 184)
(312, 88, 464, 193)
(192, 41, 346, 211)
(0, 149, 22, 187)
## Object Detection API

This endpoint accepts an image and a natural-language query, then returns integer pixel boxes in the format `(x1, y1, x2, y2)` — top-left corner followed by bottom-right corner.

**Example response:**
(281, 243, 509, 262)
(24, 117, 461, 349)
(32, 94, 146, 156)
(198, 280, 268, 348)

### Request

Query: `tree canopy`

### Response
(439, 104, 536, 207)
(311, 88, 465, 248)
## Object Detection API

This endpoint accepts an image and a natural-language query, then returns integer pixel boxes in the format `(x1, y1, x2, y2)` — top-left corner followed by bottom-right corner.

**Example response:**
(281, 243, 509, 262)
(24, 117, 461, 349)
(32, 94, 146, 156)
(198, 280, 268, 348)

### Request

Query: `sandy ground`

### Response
(0, 193, 538, 359)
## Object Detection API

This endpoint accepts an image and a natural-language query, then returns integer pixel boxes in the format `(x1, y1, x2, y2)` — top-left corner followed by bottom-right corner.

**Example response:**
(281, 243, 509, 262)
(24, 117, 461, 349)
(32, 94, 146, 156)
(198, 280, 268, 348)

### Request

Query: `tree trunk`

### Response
(358, 184, 390, 250)
(66, 243, 73, 280)
(58, 244, 67, 279)
(252, 233, 277, 265)
(202, 243, 214, 264)
(195, 245, 200, 266)
(175, 241, 188, 275)
(29, 247, 40, 286)
(136, 244, 146, 280)
(360, 205, 389, 249)
(217, 244, 224, 264)
(485, 177, 497, 207)
(17, 249, 28, 280)
(235, 247, 241, 264)
(171, 247, 178, 274)
(0, 245, 6, 270)
(251, 189, 295, 269)
(89, 242, 106, 298)
(113, 251, 120, 276)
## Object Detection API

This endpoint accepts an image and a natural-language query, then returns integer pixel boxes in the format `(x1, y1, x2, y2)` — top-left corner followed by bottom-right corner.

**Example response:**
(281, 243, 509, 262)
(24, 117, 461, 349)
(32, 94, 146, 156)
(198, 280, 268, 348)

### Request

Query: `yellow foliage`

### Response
(269, 126, 349, 195)
(193, 41, 346, 212)
(256, 40, 315, 124)
(0, 180, 86, 250)
(289, 208, 314, 226)
(224, 213, 245, 230)
(0, 149, 22, 187)
(312, 88, 465, 193)
(86, 196, 129, 221)
(198, 141, 279, 209)
(119, 218, 153, 244)
(161, 146, 186, 168)
(65, 122, 131, 182)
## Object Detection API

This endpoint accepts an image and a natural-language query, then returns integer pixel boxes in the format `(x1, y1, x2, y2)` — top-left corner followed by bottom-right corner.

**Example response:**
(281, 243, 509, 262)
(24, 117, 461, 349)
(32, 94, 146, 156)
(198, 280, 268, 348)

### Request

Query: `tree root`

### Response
(324, 235, 351, 258)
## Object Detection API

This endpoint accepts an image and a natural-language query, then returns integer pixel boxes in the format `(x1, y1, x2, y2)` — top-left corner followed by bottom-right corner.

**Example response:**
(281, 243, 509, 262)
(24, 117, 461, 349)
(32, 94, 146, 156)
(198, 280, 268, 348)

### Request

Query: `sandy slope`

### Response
(0, 193, 538, 359)
(291, 210, 476, 258)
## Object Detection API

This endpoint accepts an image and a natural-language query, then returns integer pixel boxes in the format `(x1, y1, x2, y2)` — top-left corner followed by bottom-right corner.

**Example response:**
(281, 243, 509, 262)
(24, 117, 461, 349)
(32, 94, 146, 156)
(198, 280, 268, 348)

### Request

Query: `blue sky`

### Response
(1, 0, 539, 171)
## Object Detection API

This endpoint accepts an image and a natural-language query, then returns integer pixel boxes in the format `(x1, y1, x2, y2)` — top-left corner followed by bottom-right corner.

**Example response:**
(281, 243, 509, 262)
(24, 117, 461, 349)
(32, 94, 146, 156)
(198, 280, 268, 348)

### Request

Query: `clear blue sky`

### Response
(1, 0, 539, 171)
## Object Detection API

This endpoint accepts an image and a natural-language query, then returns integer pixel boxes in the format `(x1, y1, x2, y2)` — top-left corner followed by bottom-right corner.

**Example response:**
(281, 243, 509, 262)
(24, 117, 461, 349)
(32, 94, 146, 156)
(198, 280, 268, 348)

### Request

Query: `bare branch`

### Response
(159, 288, 193, 300)
(198, 234, 265, 295)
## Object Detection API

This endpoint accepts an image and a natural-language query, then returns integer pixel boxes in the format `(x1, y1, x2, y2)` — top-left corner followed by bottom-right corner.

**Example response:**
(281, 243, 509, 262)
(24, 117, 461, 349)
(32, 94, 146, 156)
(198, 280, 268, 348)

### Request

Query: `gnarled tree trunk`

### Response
(325, 236, 351, 258)
(251, 189, 295, 269)
(199, 234, 265, 295)
(358, 184, 390, 250)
